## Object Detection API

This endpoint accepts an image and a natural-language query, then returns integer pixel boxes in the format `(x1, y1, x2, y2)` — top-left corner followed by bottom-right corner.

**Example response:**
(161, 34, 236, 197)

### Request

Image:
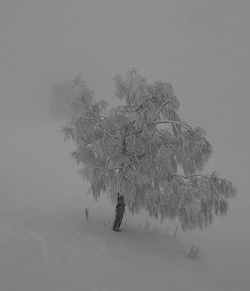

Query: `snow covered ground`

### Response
(0, 119, 249, 291)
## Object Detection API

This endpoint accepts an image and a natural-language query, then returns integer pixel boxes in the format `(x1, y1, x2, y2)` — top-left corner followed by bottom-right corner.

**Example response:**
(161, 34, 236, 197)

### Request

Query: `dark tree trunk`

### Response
(112, 194, 125, 231)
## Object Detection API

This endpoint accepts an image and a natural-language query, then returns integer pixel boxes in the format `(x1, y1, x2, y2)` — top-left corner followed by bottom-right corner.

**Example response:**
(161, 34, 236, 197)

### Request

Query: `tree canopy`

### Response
(62, 69, 237, 230)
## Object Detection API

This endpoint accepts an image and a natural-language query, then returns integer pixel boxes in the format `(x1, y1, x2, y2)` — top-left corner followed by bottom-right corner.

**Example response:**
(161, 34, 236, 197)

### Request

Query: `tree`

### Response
(62, 69, 237, 231)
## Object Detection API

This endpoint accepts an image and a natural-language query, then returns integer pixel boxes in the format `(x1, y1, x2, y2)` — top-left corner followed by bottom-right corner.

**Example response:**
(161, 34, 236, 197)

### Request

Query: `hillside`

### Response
(0, 120, 249, 291)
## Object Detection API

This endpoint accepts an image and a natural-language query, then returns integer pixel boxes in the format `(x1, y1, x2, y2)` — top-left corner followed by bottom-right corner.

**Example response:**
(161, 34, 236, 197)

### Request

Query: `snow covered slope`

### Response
(0, 120, 249, 291)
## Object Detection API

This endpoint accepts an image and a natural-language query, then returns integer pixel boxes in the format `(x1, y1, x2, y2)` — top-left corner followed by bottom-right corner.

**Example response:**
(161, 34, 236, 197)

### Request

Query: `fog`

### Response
(1, 0, 249, 130)
(1, 1, 250, 290)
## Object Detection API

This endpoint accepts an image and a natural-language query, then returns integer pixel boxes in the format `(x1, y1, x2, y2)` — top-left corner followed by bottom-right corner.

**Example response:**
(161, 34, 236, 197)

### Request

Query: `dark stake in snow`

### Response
(62, 69, 237, 231)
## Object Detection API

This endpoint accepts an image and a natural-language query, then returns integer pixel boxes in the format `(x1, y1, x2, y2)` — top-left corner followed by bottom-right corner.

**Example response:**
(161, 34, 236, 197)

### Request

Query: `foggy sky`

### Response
(1, 0, 249, 142)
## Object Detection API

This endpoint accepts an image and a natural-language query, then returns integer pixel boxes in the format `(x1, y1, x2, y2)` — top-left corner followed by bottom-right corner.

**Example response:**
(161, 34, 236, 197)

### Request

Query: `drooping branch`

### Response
(153, 120, 202, 138)
(154, 118, 205, 153)
(169, 172, 237, 198)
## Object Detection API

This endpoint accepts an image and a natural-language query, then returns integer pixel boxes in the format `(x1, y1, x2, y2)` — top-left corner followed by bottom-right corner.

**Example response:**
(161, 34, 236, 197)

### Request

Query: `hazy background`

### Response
(0, 0, 249, 136)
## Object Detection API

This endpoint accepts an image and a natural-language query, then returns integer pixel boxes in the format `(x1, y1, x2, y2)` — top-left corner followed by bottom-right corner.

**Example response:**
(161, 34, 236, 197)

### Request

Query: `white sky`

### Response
(0, 0, 249, 141)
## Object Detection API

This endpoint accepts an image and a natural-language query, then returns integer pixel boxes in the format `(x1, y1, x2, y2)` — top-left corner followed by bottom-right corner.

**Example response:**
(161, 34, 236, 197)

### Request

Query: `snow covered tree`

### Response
(62, 69, 237, 231)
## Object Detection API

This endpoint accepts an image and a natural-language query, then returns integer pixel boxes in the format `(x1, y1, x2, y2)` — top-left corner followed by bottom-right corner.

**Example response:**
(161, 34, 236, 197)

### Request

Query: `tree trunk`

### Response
(112, 194, 125, 231)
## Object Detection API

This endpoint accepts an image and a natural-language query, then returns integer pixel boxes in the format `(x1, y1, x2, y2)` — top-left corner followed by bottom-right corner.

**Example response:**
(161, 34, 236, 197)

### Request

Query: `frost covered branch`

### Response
(154, 120, 202, 138)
